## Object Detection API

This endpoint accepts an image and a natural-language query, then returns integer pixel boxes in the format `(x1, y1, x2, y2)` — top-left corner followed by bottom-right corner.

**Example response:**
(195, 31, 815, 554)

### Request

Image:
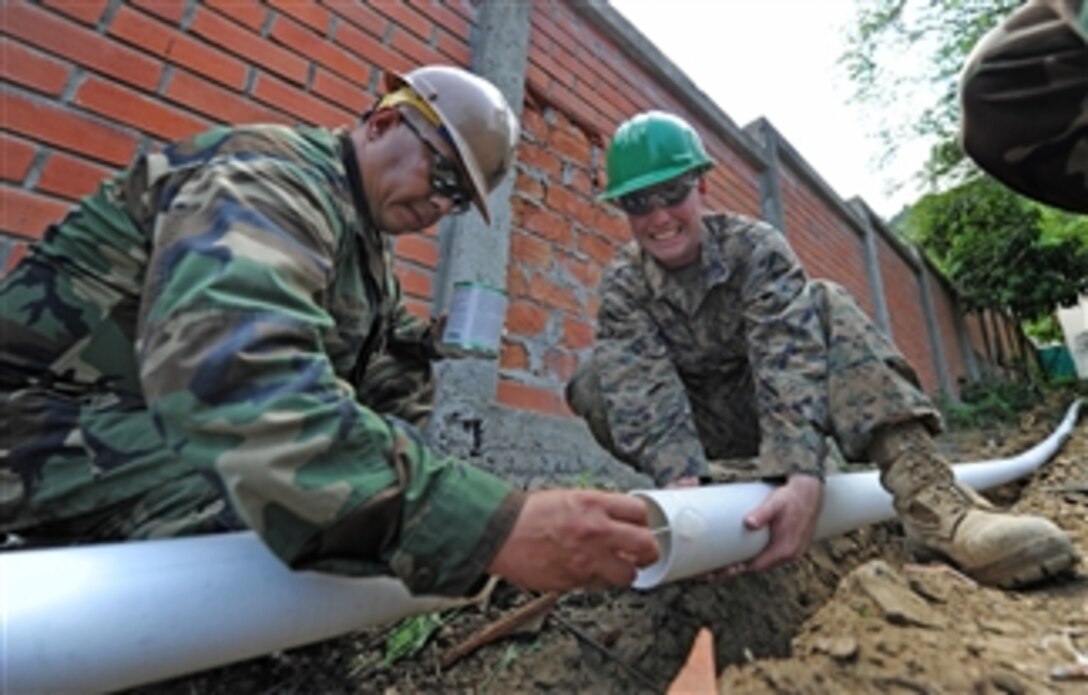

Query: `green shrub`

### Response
(943, 378, 1042, 430)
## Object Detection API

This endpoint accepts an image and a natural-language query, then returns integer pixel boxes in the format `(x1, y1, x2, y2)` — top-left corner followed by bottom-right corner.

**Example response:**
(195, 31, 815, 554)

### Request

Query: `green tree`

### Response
(845, 0, 1088, 383)
(906, 178, 1088, 378)
(841, 0, 1018, 187)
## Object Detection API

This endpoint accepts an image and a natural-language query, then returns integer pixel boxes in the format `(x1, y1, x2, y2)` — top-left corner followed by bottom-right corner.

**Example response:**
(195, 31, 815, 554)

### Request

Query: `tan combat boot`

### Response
(869, 422, 1079, 588)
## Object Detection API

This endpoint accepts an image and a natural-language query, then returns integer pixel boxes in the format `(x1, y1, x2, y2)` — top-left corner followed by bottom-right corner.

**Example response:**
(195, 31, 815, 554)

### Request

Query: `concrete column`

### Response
(849, 200, 892, 337)
(430, 0, 532, 405)
(916, 254, 955, 397)
(952, 294, 981, 384)
(754, 120, 784, 231)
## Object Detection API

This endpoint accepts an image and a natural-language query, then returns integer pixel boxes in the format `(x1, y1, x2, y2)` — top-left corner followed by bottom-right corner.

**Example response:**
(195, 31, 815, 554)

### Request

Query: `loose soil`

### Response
(133, 395, 1087, 694)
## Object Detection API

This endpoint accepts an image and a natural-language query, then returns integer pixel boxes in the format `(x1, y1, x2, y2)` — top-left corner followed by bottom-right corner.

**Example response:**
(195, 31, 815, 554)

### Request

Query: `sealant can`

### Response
(440, 281, 507, 357)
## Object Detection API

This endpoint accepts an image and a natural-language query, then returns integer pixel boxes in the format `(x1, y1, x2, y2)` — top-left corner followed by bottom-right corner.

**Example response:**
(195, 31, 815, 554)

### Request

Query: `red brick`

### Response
(532, 80, 610, 143)
(546, 39, 605, 99)
(442, 0, 477, 24)
(252, 73, 356, 128)
(515, 170, 545, 202)
(191, 7, 308, 85)
(371, 1, 433, 41)
(1, 41, 71, 97)
(499, 340, 529, 371)
(394, 234, 439, 268)
(389, 27, 444, 66)
(402, 297, 431, 320)
(549, 124, 593, 163)
(313, 68, 374, 114)
(2, 91, 138, 166)
(562, 316, 594, 350)
(525, 64, 552, 101)
(166, 70, 287, 126)
(529, 52, 565, 93)
(268, 0, 331, 34)
(43, 0, 109, 25)
(506, 300, 549, 336)
(506, 265, 530, 298)
(544, 347, 578, 383)
(417, 0, 471, 36)
(75, 77, 210, 142)
(567, 165, 596, 197)
(394, 262, 433, 299)
(335, 22, 413, 75)
(434, 28, 470, 65)
(545, 184, 592, 222)
(270, 15, 370, 85)
(109, 6, 248, 91)
(496, 379, 571, 417)
(528, 275, 580, 313)
(131, 0, 186, 24)
(520, 106, 546, 140)
(325, 1, 387, 39)
(37, 151, 114, 201)
(592, 206, 630, 244)
(559, 252, 600, 290)
(0, 186, 70, 240)
(4, 3, 163, 91)
(510, 230, 552, 270)
(518, 141, 562, 179)
(577, 230, 615, 266)
(204, 0, 267, 32)
(0, 134, 37, 184)
(513, 198, 571, 246)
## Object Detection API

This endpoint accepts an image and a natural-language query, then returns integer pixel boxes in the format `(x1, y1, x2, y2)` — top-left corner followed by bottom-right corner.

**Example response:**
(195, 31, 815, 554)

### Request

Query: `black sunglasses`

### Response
(401, 116, 472, 214)
(616, 175, 698, 216)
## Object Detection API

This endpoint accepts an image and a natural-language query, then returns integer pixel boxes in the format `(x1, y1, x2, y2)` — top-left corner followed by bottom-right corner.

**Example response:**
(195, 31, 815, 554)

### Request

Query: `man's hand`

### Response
(708, 473, 824, 580)
(488, 489, 660, 592)
(736, 473, 823, 574)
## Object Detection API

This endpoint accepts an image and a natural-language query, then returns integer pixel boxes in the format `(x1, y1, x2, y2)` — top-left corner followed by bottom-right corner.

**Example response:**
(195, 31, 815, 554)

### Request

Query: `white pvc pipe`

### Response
(1, 400, 1080, 692)
(0, 531, 468, 694)
(632, 398, 1083, 589)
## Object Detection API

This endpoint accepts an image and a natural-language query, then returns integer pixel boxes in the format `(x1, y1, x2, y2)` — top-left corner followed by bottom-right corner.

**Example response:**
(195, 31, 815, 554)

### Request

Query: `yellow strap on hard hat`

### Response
(377, 87, 442, 128)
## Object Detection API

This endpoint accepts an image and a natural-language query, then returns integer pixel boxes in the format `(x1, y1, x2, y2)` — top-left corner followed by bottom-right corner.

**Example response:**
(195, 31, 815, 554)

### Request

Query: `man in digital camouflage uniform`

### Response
(567, 111, 1078, 588)
(0, 65, 660, 596)
(960, 0, 1087, 213)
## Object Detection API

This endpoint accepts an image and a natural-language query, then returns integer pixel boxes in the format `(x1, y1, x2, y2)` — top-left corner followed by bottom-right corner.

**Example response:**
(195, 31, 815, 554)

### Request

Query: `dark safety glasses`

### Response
(616, 175, 698, 216)
(401, 115, 472, 214)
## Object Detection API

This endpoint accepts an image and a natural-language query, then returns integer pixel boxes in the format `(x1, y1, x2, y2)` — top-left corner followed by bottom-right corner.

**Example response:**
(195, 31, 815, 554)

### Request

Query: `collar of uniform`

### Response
(338, 129, 389, 279)
(639, 214, 732, 316)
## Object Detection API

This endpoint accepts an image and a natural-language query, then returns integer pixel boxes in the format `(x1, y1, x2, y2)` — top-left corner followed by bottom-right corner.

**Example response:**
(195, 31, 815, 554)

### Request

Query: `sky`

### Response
(611, 0, 933, 219)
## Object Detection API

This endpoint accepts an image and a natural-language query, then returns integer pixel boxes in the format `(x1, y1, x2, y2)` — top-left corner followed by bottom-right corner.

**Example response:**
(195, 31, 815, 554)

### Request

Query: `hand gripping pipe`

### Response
(631, 398, 1083, 589)
(1, 400, 1081, 692)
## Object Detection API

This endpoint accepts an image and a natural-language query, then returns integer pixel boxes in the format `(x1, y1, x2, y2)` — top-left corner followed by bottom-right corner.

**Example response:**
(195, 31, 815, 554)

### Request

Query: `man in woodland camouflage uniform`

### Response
(960, 0, 1088, 213)
(0, 66, 660, 596)
(567, 111, 1078, 588)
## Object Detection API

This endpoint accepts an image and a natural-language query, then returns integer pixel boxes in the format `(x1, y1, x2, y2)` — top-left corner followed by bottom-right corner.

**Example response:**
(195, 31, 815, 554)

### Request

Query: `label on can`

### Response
(441, 281, 507, 357)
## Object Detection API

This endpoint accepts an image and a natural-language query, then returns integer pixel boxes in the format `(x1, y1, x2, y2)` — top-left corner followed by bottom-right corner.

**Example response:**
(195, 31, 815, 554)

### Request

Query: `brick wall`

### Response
(2, 0, 1006, 421)
(778, 160, 874, 317)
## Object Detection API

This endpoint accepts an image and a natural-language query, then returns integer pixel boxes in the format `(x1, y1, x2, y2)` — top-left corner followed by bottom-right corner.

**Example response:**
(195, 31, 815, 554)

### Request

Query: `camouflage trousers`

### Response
(567, 280, 941, 478)
(2, 350, 435, 547)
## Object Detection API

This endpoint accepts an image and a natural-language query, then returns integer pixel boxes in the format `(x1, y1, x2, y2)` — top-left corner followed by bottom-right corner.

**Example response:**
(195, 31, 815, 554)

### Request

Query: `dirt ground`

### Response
(133, 394, 1087, 694)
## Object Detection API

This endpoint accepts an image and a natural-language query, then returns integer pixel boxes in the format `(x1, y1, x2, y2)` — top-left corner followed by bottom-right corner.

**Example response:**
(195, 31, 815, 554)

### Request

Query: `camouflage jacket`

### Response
(960, 0, 1088, 213)
(593, 213, 828, 486)
(0, 125, 520, 596)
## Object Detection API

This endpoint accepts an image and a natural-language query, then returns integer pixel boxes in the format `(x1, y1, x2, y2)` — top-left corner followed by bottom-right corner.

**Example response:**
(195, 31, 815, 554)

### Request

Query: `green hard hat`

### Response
(601, 111, 714, 200)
